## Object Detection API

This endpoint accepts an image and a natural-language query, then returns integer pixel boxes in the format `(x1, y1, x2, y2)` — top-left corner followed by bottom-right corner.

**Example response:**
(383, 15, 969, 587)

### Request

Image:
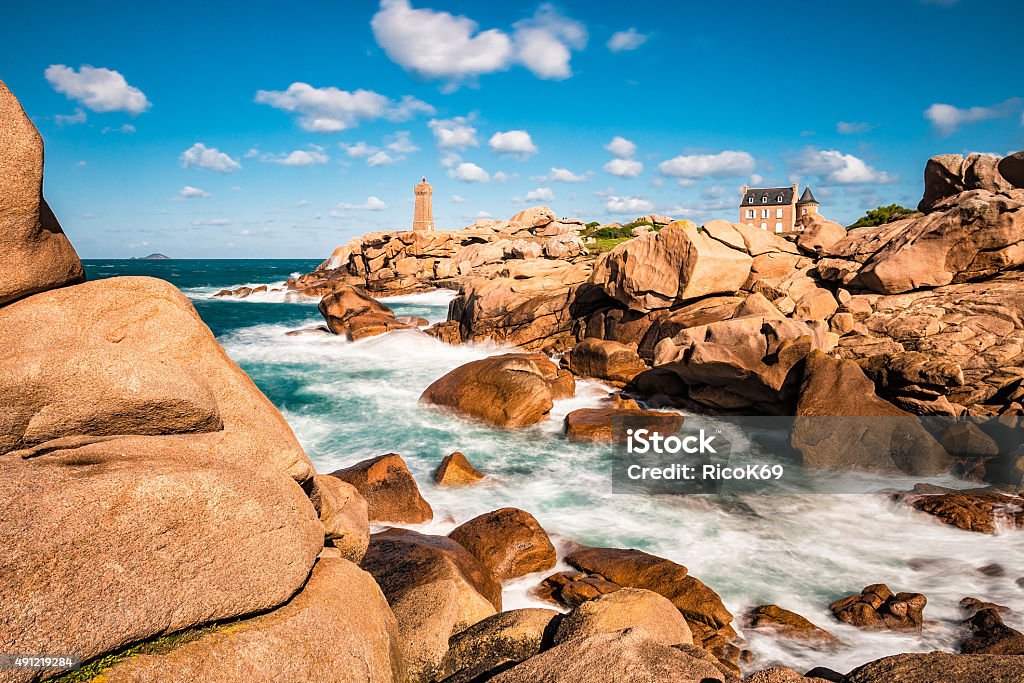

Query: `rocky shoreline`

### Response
(3, 76, 1024, 683)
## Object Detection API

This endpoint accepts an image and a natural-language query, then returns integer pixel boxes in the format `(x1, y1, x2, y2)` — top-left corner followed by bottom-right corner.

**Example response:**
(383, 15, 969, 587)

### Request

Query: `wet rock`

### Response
(361, 529, 502, 682)
(0, 80, 85, 306)
(307, 475, 370, 563)
(535, 570, 622, 607)
(433, 451, 485, 486)
(344, 312, 415, 341)
(553, 588, 693, 647)
(960, 607, 1024, 655)
(318, 284, 393, 333)
(329, 453, 433, 524)
(437, 608, 560, 683)
(98, 558, 405, 683)
(910, 492, 1024, 533)
(564, 407, 684, 442)
(940, 422, 1000, 457)
(421, 353, 573, 428)
(568, 338, 648, 383)
(742, 605, 838, 645)
(488, 628, 729, 683)
(845, 652, 1024, 683)
(829, 584, 926, 632)
(448, 507, 557, 581)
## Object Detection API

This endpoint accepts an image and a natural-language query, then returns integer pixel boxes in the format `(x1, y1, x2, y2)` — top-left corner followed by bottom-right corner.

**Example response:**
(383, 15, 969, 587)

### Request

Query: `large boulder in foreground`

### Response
(0, 80, 84, 306)
(361, 529, 502, 682)
(589, 220, 753, 312)
(792, 351, 952, 475)
(98, 558, 406, 683)
(420, 353, 574, 428)
(0, 277, 323, 681)
(318, 284, 413, 340)
(329, 453, 433, 524)
(845, 652, 1024, 683)
(448, 507, 557, 581)
(919, 151, 1018, 213)
(489, 628, 729, 683)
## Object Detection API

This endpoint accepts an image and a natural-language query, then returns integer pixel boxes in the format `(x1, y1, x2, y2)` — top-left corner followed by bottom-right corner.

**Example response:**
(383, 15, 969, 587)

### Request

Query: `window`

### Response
(747, 197, 753, 204)
(777, 194, 784, 202)
(775, 222, 783, 233)
(761, 209, 769, 219)
(761, 196, 767, 203)
(760, 222, 767, 231)
(745, 209, 754, 219)
(776, 208, 783, 219)
(801, 208, 807, 216)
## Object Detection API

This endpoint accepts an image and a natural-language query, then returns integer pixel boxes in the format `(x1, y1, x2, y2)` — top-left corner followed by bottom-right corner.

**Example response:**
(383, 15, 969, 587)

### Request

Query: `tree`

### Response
(848, 204, 919, 229)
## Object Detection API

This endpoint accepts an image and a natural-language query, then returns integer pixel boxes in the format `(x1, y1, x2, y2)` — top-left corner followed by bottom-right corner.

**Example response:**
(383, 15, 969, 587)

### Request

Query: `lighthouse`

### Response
(412, 177, 434, 231)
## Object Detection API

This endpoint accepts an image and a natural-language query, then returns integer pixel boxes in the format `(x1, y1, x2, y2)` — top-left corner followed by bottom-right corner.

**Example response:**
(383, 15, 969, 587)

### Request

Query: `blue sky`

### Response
(2, 0, 1022, 258)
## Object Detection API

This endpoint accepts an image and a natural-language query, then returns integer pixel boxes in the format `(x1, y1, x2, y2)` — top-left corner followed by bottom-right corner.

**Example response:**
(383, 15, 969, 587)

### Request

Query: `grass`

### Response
(47, 622, 235, 682)
(588, 237, 634, 253)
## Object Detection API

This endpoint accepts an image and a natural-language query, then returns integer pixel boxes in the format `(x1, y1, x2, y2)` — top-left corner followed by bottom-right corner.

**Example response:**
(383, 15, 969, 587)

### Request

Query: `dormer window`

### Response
(777, 194, 783, 202)
(761, 196, 767, 203)
(747, 197, 753, 204)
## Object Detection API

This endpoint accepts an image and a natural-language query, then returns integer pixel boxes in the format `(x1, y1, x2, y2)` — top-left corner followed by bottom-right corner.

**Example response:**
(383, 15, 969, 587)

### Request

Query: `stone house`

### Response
(739, 184, 819, 232)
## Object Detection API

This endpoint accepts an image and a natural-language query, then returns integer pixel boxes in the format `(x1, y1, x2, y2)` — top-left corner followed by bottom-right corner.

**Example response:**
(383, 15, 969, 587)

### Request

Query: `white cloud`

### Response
(370, 0, 585, 85)
(836, 121, 876, 135)
(452, 194, 469, 203)
(386, 130, 419, 153)
(605, 136, 636, 159)
(192, 218, 231, 226)
(604, 158, 643, 177)
(605, 195, 654, 214)
(102, 123, 136, 134)
(55, 108, 87, 125)
(488, 130, 538, 156)
(548, 167, 589, 182)
(255, 82, 434, 132)
(260, 145, 329, 166)
(492, 171, 511, 183)
(791, 148, 895, 184)
(607, 28, 647, 52)
(45, 64, 150, 114)
(512, 5, 588, 80)
(342, 141, 376, 158)
(924, 98, 1023, 136)
(525, 187, 554, 201)
(449, 161, 490, 183)
(429, 116, 478, 150)
(179, 186, 210, 199)
(658, 150, 755, 179)
(367, 151, 399, 166)
(180, 143, 241, 173)
(336, 196, 388, 211)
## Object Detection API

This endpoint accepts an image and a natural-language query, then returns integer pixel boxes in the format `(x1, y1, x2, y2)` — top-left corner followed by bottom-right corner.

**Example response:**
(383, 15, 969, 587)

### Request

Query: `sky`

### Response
(2, 0, 1022, 258)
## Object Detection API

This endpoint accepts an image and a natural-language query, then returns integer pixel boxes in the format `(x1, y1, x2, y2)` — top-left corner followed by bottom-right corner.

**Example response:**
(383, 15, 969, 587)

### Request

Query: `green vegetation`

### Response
(584, 221, 600, 229)
(847, 204, 920, 229)
(588, 237, 633, 253)
(49, 622, 234, 682)
(580, 219, 665, 253)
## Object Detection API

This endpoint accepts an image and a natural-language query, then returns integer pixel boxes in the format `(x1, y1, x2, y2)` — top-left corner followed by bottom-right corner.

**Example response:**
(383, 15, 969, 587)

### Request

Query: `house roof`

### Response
(742, 187, 794, 206)
(798, 187, 819, 204)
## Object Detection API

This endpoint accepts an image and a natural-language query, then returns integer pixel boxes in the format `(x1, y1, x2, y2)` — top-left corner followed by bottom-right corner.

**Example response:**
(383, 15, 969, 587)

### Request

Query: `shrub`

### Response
(848, 204, 918, 229)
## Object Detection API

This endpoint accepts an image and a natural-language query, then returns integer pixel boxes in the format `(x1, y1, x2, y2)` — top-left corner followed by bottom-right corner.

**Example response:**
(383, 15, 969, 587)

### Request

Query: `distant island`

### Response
(130, 253, 171, 260)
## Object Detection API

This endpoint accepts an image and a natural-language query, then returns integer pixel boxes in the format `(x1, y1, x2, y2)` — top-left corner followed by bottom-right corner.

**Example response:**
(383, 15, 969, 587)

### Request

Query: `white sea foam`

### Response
(217, 318, 1024, 676)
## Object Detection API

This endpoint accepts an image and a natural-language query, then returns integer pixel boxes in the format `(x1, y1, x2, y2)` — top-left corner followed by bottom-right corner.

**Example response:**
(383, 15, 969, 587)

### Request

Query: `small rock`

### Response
(829, 584, 926, 632)
(433, 451, 485, 486)
(329, 453, 433, 524)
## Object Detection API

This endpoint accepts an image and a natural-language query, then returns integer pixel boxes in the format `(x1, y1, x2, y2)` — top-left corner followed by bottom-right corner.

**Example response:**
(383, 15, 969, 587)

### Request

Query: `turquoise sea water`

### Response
(83, 259, 1024, 674)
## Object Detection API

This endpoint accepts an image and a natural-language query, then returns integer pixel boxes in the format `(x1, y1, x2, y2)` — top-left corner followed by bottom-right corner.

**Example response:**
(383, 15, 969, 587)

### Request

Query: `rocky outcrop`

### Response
(360, 529, 502, 682)
(535, 570, 622, 608)
(909, 491, 1024, 533)
(960, 603, 1024, 655)
(796, 214, 846, 256)
(829, 584, 926, 633)
(433, 451, 485, 486)
(97, 558, 406, 683)
(0, 80, 84, 306)
(568, 338, 648, 383)
(742, 605, 838, 645)
(488, 628, 731, 683)
(552, 589, 693, 647)
(308, 475, 370, 562)
(792, 351, 952, 474)
(436, 608, 560, 683)
(919, 151, 1020, 213)
(318, 285, 415, 341)
(420, 353, 574, 428)
(564, 406, 684, 442)
(845, 652, 1024, 683)
(448, 508, 557, 581)
(589, 220, 754, 312)
(329, 453, 432, 524)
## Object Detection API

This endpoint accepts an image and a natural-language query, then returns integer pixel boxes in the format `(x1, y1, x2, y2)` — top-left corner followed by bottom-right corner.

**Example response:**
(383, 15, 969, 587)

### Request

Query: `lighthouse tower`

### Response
(412, 177, 434, 231)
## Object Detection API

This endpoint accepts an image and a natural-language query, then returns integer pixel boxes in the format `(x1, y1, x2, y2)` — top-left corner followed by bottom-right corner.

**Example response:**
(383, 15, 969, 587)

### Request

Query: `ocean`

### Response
(83, 259, 1024, 674)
